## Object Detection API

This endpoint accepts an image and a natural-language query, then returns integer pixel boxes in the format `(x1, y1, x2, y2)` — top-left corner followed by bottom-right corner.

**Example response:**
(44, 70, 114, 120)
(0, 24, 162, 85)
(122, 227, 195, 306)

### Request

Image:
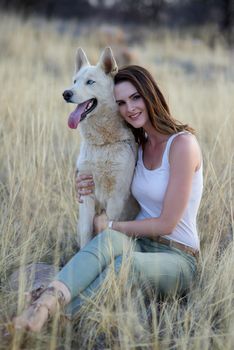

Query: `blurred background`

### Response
(0, 0, 234, 46)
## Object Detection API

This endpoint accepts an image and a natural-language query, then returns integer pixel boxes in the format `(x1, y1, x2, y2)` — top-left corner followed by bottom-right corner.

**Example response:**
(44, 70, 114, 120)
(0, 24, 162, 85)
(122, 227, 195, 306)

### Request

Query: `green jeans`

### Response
(56, 229, 197, 317)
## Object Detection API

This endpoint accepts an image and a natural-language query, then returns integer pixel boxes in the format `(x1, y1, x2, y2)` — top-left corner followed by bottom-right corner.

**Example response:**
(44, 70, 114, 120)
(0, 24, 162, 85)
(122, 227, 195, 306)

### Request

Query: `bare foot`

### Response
(12, 286, 66, 332)
(13, 304, 49, 332)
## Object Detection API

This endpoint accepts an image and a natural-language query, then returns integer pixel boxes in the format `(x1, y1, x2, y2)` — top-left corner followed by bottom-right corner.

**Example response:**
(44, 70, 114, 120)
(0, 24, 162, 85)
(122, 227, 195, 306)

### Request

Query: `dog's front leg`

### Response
(78, 193, 95, 248)
(106, 195, 126, 222)
(76, 157, 95, 248)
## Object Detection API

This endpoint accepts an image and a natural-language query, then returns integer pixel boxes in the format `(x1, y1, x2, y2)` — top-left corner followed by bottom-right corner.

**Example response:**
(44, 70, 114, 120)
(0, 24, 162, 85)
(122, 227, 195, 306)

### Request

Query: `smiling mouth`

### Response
(129, 112, 141, 119)
(68, 98, 98, 129)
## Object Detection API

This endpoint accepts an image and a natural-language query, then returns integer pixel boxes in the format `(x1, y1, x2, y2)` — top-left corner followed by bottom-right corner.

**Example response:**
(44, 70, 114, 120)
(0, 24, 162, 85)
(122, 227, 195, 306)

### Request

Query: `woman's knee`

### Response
(82, 229, 131, 264)
(94, 229, 131, 250)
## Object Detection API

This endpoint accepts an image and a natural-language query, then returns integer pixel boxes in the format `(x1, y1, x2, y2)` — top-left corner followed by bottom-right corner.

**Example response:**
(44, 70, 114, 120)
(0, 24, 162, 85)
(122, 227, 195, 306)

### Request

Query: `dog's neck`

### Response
(79, 108, 133, 146)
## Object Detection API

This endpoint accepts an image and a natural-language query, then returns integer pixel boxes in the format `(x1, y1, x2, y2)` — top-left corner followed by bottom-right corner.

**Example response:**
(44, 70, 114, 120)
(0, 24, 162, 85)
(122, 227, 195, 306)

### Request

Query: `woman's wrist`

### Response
(111, 220, 137, 238)
(111, 221, 123, 233)
(108, 220, 118, 231)
(108, 220, 113, 229)
(107, 220, 133, 236)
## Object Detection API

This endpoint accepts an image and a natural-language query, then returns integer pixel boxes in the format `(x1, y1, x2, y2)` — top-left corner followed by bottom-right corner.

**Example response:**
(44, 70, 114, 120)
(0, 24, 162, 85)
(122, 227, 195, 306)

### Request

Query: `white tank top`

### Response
(131, 132, 203, 250)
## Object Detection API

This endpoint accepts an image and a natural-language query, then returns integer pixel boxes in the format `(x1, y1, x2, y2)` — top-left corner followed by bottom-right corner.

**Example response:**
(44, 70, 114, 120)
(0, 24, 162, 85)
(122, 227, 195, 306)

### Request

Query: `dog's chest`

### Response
(77, 143, 120, 197)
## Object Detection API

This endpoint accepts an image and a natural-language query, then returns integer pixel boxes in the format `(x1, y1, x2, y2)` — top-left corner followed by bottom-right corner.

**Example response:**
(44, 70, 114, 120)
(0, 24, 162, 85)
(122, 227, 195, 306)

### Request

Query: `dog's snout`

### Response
(63, 90, 73, 101)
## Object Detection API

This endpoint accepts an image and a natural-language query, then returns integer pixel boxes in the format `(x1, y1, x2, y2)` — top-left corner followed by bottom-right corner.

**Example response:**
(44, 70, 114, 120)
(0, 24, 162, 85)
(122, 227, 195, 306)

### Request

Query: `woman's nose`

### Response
(126, 102, 135, 113)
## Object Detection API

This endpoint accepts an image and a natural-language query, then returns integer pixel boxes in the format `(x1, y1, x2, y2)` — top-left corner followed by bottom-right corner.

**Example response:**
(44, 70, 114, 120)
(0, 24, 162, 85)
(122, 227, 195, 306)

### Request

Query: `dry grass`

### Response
(0, 12, 233, 350)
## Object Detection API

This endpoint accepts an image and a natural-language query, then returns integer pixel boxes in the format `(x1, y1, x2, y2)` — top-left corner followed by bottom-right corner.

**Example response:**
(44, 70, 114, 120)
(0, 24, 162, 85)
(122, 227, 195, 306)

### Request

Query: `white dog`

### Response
(63, 47, 139, 248)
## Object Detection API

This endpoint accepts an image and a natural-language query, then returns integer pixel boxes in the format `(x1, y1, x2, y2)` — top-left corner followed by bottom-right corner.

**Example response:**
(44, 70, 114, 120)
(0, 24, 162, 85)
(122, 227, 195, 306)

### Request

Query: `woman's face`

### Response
(114, 81, 149, 129)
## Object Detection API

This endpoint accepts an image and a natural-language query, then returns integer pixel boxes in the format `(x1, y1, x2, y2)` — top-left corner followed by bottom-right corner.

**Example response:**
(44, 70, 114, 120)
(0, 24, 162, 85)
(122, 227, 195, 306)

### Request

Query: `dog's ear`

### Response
(75, 48, 90, 73)
(98, 47, 118, 77)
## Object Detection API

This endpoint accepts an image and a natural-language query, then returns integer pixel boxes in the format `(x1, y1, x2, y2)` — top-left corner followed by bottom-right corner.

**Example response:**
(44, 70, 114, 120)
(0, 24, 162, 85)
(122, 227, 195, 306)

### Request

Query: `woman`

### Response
(13, 65, 203, 332)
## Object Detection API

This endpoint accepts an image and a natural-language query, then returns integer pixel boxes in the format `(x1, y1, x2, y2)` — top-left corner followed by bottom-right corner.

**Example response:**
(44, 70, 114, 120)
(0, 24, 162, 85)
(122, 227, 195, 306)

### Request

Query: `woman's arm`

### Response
(94, 134, 201, 238)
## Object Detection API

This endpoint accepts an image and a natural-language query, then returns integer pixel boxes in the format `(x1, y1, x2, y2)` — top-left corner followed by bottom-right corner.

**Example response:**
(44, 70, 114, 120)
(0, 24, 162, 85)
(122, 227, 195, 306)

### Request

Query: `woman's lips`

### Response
(129, 112, 141, 120)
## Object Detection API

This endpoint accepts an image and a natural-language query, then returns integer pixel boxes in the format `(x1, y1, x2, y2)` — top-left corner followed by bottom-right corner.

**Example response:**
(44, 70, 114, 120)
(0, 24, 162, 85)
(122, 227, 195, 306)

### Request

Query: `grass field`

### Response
(0, 12, 233, 350)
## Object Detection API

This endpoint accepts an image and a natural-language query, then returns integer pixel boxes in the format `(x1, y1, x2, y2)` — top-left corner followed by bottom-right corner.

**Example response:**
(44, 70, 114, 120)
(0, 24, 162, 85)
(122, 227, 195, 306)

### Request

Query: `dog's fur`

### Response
(63, 48, 139, 248)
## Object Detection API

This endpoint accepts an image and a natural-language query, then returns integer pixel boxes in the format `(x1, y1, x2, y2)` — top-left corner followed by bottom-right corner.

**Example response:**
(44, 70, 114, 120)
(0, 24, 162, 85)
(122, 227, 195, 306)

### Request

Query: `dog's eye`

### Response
(87, 80, 95, 85)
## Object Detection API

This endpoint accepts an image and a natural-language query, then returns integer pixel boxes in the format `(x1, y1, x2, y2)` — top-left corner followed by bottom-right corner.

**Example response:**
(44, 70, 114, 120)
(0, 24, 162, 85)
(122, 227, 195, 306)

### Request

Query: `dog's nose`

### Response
(63, 90, 73, 101)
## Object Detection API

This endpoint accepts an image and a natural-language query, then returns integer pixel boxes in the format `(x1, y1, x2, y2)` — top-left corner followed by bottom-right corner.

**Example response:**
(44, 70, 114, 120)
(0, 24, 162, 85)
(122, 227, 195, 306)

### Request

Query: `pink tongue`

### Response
(68, 101, 88, 129)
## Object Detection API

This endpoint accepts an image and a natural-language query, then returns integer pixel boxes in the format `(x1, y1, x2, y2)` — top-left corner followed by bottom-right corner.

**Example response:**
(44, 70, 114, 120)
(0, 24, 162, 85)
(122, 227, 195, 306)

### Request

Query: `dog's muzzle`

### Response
(63, 90, 73, 102)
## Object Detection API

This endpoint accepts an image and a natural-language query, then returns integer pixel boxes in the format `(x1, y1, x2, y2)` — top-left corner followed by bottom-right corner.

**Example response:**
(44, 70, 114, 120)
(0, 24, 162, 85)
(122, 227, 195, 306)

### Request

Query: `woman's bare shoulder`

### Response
(170, 133, 202, 170)
(172, 133, 200, 151)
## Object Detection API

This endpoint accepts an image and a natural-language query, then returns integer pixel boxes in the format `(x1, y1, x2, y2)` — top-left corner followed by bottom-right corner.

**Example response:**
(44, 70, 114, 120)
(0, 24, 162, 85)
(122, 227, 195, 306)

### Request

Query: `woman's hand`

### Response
(93, 212, 108, 235)
(75, 171, 95, 203)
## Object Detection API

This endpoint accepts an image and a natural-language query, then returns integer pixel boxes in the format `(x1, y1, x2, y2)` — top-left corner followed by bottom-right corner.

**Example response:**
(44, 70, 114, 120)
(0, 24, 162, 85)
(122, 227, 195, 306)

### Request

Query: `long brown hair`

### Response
(114, 65, 195, 145)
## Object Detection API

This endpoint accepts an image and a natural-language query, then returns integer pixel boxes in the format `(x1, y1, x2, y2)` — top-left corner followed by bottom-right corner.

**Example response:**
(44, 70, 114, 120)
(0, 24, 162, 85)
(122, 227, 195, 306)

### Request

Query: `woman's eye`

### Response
(133, 94, 141, 100)
(117, 101, 124, 106)
(87, 80, 95, 85)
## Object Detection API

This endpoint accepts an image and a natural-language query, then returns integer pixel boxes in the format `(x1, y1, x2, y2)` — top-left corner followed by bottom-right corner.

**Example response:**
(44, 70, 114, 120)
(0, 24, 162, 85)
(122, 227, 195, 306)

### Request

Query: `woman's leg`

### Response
(130, 245, 197, 297)
(65, 255, 123, 318)
(55, 229, 138, 300)
(13, 230, 140, 331)
(64, 242, 196, 317)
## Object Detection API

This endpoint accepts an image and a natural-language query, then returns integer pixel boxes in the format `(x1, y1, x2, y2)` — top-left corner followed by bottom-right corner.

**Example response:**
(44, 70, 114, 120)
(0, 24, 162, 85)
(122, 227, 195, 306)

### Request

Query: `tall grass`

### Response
(0, 12, 233, 349)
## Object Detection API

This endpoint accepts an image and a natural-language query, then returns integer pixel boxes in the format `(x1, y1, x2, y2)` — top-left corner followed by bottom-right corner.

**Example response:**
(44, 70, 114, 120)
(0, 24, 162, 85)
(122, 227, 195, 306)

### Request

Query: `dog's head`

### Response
(63, 47, 118, 129)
